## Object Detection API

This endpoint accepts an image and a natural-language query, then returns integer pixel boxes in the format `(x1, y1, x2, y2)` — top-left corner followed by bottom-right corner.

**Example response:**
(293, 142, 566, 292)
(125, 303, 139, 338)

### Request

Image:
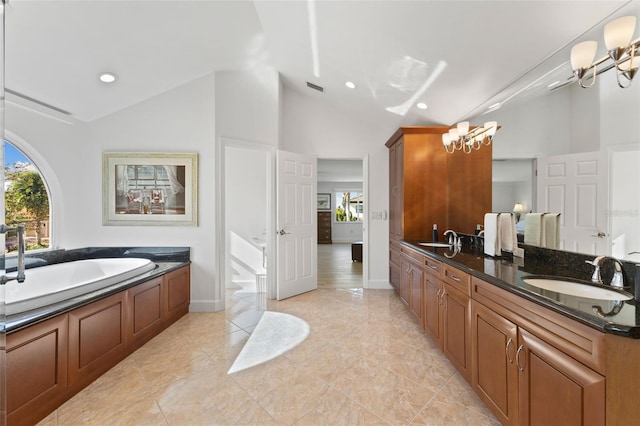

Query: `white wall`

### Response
(5, 74, 220, 311)
(215, 69, 280, 146)
(317, 181, 363, 243)
(215, 68, 280, 299)
(282, 89, 396, 289)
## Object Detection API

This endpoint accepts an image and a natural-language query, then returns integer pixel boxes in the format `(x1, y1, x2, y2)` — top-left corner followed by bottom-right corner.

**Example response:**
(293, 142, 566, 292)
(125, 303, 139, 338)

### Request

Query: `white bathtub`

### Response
(4, 258, 156, 315)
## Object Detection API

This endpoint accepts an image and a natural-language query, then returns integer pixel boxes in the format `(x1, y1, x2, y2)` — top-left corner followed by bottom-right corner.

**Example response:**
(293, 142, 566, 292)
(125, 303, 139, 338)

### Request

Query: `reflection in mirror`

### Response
(476, 3, 640, 264)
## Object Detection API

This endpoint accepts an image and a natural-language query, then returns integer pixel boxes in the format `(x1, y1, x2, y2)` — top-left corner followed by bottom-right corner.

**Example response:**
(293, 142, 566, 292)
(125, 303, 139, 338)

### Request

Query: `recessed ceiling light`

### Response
(345, 81, 356, 89)
(98, 72, 118, 84)
(416, 102, 428, 110)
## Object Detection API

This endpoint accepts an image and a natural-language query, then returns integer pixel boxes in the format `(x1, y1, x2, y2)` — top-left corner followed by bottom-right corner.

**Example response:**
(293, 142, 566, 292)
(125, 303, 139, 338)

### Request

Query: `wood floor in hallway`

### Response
(317, 243, 363, 289)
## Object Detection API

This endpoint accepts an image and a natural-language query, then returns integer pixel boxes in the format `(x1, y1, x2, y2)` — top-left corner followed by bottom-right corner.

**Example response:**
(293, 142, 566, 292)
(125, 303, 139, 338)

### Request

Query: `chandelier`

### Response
(441, 121, 498, 154)
(571, 15, 639, 89)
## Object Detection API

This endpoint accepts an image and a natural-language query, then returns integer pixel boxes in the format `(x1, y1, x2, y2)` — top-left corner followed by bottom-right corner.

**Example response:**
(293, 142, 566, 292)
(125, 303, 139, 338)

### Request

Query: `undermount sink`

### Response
(522, 276, 633, 301)
(418, 242, 452, 248)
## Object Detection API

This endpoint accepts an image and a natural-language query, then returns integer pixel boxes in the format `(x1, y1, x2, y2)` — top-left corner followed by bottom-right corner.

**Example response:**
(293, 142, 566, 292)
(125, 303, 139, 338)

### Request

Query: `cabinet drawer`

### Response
(423, 256, 442, 276)
(472, 277, 605, 374)
(442, 264, 470, 296)
(390, 247, 402, 266)
(401, 245, 425, 264)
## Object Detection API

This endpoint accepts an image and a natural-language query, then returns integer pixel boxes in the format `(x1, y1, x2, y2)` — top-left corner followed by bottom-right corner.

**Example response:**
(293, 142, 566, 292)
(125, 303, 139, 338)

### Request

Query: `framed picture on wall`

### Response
(317, 193, 331, 211)
(102, 152, 198, 226)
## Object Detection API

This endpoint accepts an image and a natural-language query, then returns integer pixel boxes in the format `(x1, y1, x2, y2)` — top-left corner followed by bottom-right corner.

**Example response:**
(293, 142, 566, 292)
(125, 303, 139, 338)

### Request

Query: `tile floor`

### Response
(37, 245, 499, 426)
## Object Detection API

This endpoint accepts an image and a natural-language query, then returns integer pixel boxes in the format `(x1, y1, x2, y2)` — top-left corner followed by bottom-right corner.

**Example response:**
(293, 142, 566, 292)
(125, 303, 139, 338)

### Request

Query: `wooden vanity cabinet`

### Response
(471, 277, 605, 425)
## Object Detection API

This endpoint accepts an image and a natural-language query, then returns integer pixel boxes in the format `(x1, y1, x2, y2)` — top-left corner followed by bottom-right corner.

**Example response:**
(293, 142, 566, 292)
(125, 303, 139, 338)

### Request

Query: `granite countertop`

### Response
(401, 240, 640, 339)
(4, 246, 191, 333)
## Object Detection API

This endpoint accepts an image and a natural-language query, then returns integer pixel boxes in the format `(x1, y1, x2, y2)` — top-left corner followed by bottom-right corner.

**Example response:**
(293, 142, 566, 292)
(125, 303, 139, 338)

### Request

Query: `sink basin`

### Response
(418, 242, 452, 248)
(522, 276, 633, 301)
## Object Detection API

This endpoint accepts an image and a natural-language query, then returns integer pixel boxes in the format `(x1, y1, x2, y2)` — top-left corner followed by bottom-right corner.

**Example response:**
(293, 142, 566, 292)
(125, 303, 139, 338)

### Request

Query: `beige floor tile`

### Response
(295, 388, 390, 426)
(36, 244, 499, 426)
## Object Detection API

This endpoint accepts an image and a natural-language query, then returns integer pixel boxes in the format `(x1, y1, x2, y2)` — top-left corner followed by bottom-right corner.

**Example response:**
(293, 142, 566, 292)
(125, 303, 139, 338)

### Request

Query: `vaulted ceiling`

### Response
(4, 1, 635, 128)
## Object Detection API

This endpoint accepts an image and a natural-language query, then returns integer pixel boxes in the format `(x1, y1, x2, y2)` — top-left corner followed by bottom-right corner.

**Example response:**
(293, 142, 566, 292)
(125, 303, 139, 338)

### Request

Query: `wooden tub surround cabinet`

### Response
(5, 264, 190, 426)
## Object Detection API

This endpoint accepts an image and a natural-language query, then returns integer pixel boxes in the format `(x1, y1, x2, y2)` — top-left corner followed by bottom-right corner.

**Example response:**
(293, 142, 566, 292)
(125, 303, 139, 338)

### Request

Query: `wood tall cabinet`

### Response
(471, 277, 605, 425)
(387, 127, 449, 241)
(386, 126, 492, 238)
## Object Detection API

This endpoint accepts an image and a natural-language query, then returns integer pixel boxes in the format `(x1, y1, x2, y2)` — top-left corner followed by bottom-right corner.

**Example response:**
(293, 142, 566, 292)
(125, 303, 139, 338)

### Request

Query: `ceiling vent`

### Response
(306, 81, 324, 92)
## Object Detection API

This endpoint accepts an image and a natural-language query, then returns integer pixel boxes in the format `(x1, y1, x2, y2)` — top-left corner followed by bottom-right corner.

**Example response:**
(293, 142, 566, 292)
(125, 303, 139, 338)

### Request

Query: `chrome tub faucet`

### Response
(0, 223, 26, 284)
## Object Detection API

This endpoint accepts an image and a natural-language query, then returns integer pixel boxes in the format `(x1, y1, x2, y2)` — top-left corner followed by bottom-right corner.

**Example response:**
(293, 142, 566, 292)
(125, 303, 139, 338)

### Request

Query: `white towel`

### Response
(484, 213, 499, 257)
(499, 213, 515, 253)
(524, 213, 544, 246)
(543, 213, 561, 249)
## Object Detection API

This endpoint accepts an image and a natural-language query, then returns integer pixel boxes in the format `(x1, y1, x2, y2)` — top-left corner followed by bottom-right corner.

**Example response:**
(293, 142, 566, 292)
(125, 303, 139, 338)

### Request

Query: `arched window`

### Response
(3, 140, 51, 253)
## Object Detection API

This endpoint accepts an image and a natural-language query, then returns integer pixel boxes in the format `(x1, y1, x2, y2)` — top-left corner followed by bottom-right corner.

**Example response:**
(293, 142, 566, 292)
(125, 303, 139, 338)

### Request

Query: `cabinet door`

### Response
(389, 140, 403, 240)
(442, 284, 471, 382)
(128, 276, 164, 350)
(408, 262, 423, 326)
(399, 259, 410, 306)
(6, 314, 68, 426)
(472, 301, 519, 425)
(68, 292, 128, 391)
(517, 328, 605, 426)
(423, 271, 442, 348)
(164, 265, 191, 325)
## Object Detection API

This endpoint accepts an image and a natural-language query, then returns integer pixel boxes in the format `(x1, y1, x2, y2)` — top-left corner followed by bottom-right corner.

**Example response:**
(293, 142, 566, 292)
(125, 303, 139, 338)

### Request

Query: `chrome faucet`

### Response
(585, 255, 625, 288)
(0, 223, 26, 284)
(443, 229, 461, 248)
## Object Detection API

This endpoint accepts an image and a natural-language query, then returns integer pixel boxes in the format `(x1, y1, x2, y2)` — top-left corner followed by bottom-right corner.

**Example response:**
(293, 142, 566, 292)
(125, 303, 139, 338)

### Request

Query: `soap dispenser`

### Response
(432, 224, 438, 242)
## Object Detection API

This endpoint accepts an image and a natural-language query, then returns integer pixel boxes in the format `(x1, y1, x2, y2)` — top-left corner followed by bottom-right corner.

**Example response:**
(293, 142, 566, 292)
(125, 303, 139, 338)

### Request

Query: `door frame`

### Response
(216, 137, 276, 310)
(316, 156, 369, 289)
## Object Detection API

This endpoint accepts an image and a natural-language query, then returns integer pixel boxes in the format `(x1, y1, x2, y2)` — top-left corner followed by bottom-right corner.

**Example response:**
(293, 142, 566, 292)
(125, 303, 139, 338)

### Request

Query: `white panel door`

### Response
(276, 150, 317, 300)
(537, 151, 609, 255)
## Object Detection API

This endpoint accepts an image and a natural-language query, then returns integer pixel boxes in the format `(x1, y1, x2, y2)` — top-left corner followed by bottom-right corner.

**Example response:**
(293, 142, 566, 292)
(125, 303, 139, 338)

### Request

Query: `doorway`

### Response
(317, 158, 365, 289)
(221, 140, 273, 310)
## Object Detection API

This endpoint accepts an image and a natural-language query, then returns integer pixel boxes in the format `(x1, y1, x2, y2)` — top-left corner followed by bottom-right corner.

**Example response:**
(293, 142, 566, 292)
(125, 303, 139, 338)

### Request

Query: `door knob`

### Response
(278, 229, 290, 236)
(591, 232, 607, 238)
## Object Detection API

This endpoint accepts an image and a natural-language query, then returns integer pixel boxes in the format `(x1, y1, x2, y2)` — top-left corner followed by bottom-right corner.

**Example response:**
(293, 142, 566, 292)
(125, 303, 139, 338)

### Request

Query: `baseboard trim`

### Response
(189, 299, 223, 312)
(365, 280, 393, 290)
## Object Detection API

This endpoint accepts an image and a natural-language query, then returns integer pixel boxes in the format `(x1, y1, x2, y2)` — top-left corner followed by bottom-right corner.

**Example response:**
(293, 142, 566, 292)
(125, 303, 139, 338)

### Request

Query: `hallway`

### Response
(317, 243, 363, 289)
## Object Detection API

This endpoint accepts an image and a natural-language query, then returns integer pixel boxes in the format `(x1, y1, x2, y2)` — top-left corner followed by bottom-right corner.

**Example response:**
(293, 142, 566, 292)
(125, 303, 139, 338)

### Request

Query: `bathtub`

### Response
(4, 258, 156, 315)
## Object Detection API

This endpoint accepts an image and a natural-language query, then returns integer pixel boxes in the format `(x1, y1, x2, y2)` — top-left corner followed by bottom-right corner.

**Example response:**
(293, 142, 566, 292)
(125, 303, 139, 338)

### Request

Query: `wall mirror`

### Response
(471, 2, 640, 263)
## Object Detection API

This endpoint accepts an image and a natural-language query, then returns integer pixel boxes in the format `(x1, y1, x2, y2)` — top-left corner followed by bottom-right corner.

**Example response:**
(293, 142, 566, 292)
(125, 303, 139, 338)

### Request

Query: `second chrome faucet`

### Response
(585, 255, 625, 288)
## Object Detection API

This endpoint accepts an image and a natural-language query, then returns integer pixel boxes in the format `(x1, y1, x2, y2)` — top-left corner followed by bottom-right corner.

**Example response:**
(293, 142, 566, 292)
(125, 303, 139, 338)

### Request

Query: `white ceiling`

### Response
(4, 0, 635, 126)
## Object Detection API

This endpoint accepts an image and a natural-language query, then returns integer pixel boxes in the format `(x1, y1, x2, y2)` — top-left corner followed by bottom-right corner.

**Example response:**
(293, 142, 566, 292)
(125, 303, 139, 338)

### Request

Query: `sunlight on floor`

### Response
(227, 311, 310, 374)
